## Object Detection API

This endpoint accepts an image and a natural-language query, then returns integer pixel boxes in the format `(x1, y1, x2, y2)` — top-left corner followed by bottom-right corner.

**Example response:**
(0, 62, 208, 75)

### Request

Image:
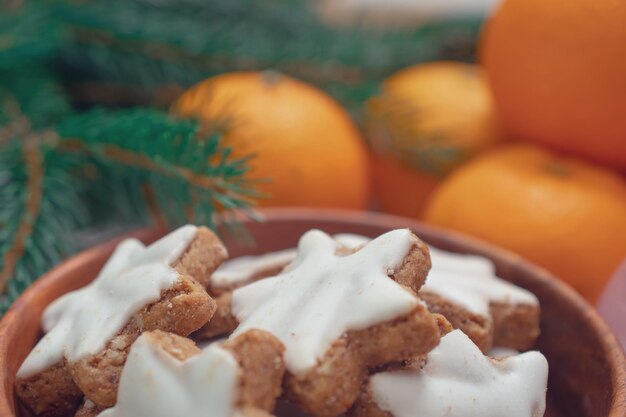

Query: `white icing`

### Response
(211, 233, 373, 288)
(371, 330, 548, 417)
(216, 231, 535, 322)
(428, 246, 496, 276)
(230, 229, 419, 375)
(211, 248, 297, 288)
(331, 237, 499, 277)
(422, 269, 538, 316)
(332, 233, 371, 249)
(97, 334, 239, 417)
(490, 347, 520, 358)
(18, 225, 198, 378)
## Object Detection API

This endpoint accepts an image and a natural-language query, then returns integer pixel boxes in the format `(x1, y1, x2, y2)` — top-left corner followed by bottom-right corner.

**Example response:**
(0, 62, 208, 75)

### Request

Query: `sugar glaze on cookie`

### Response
(211, 248, 297, 288)
(17, 225, 198, 378)
(230, 229, 420, 375)
(422, 269, 538, 316)
(428, 246, 496, 276)
(211, 233, 372, 289)
(332, 233, 371, 249)
(370, 330, 548, 417)
(98, 334, 238, 417)
(425, 244, 538, 315)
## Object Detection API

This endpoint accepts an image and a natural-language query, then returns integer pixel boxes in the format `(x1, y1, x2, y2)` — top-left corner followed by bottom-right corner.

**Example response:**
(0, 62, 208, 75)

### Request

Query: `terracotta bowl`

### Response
(0, 208, 624, 417)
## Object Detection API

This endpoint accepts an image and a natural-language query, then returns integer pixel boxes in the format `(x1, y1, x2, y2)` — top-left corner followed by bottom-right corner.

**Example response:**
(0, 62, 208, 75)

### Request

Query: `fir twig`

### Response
(0, 95, 29, 144)
(0, 40, 83, 312)
(0, 138, 44, 291)
(55, 108, 259, 230)
(0, 108, 259, 313)
(0, 1, 63, 71)
(57, 0, 482, 109)
(0, 68, 72, 130)
(0, 136, 87, 313)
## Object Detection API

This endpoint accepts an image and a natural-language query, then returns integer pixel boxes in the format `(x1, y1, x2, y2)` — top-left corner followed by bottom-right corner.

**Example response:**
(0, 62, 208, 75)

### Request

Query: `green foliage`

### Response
(0, 0, 484, 311)
(0, 106, 257, 312)
(0, 138, 87, 314)
(0, 0, 63, 71)
(0, 68, 72, 130)
(56, 108, 258, 229)
(57, 0, 482, 109)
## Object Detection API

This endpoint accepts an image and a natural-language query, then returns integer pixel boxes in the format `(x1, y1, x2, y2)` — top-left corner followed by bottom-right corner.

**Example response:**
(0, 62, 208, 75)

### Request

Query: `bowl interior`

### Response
(1, 208, 624, 417)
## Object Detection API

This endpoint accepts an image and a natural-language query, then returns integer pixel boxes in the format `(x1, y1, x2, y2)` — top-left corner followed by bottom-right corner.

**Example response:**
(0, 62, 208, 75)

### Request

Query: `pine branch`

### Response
(57, 0, 482, 109)
(0, 54, 84, 314)
(0, 0, 63, 71)
(0, 107, 259, 313)
(55, 108, 259, 229)
(0, 68, 72, 130)
(0, 137, 87, 314)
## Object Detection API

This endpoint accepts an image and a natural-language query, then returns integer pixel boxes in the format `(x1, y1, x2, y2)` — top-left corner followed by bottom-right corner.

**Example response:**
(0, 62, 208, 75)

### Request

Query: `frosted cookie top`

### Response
(98, 334, 239, 417)
(332, 233, 371, 249)
(210, 233, 373, 289)
(230, 229, 420, 375)
(215, 230, 536, 319)
(428, 246, 496, 276)
(370, 330, 548, 417)
(211, 248, 297, 288)
(18, 225, 198, 378)
(422, 269, 539, 316)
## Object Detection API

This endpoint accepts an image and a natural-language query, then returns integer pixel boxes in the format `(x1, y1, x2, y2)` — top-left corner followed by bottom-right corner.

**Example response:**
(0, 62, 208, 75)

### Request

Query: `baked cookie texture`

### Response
(203, 235, 540, 355)
(17, 227, 547, 417)
(282, 303, 441, 417)
(207, 233, 371, 296)
(226, 229, 441, 417)
(351, 330, 548, 417)
(173, 226, 229, 289)
(16, 362, 83, 417)
(420, 260, 540, 353)
(74, 330, 284, 417)
(16, 225, 227, 416)
(197, 230, 431, 340)
(67, 274, 213, 407)
(419, 291, 493, 352)
(197, 234, 372, 339)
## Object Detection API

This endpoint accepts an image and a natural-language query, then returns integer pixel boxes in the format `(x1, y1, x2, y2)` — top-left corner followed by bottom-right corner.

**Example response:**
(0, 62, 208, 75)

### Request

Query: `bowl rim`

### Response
(1, 207, 624, 417)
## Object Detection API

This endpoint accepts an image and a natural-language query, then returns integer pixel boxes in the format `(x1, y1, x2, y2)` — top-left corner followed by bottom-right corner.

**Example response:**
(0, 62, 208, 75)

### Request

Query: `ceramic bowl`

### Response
(0, 208, 624, 417)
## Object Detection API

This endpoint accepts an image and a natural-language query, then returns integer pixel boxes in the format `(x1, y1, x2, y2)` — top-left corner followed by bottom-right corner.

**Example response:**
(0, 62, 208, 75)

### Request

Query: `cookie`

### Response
(208, 233, 370, 296)
(75, 329, 284, 417)
(16, 361, 83, 417)
(206, 233, 539, 353)
(198, 233, 374, 339)
(229, 229, 441, 417)
(209, 248, 296, 296)
(16, 225, 226, 416)
(352, 329, 548, 417)
(67, 275, 212, 407)
(420, 249, 540, 352)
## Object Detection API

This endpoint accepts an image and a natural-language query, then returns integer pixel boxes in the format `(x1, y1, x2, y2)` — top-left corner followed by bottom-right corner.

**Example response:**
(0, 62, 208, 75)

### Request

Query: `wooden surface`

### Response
(0, 208, 624, 417)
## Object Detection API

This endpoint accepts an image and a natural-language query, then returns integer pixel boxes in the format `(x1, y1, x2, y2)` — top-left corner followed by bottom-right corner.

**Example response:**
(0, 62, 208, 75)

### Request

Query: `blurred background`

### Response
(1, 0, 625, 344)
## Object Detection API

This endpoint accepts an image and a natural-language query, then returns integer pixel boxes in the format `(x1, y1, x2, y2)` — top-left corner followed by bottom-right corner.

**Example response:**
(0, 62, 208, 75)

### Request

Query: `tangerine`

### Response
(173, 71, 370, 209)
(424, 144, 626, 302)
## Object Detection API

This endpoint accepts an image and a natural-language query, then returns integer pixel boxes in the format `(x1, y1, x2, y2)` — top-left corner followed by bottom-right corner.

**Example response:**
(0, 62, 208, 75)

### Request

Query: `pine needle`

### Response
(55, 108, 258, 230)
(0, 137, 87, 313)
(57, 0, 482, 109)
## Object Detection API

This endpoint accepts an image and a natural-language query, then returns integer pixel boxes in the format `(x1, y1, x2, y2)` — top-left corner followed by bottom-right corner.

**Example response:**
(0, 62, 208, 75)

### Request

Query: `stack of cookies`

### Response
(16, 225, 548, 417)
